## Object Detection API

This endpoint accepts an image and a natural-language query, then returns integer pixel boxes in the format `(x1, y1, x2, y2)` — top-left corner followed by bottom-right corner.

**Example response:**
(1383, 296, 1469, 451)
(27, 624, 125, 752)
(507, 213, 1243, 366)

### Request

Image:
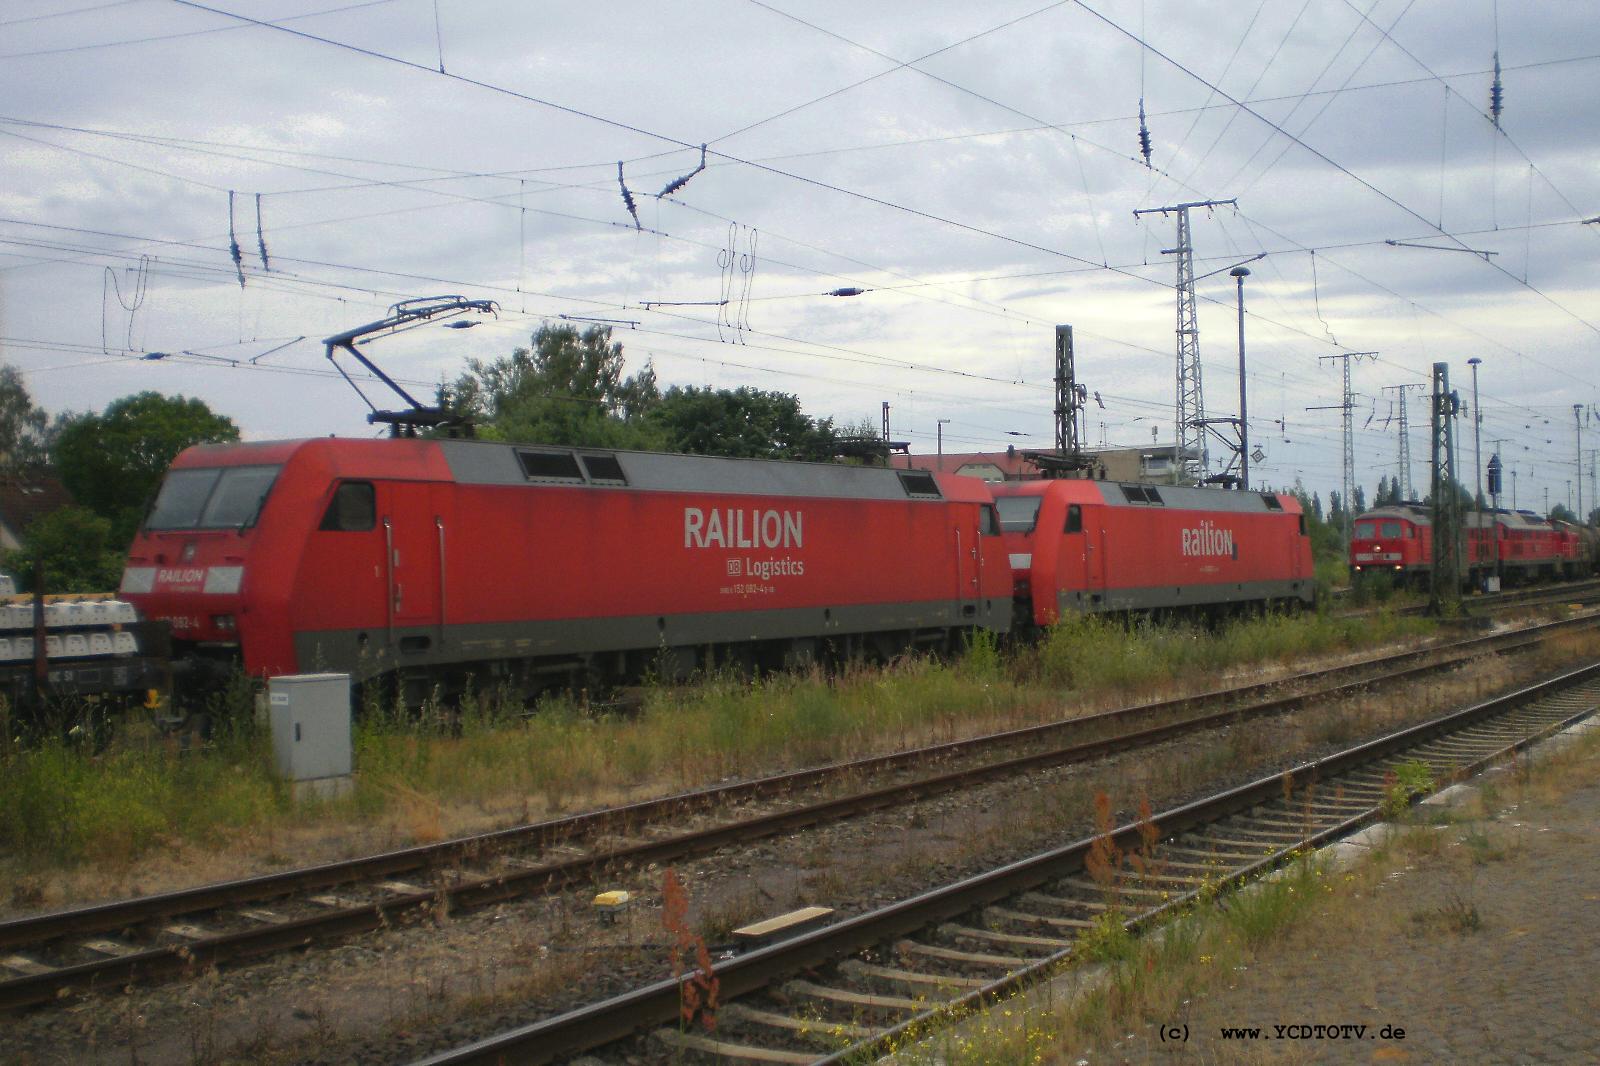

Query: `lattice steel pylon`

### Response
(1383, 382, 1425, 501)
(1134, 198, 1236, 484)
(1312, 352, 1373, 548)
(1055, 324, 1082, 459)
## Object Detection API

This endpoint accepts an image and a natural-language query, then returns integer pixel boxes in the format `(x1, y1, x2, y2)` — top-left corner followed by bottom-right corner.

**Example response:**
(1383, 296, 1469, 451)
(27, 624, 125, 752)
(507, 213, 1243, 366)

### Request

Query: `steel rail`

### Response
(5, 605, 1591, 955)
(1376, 577, 1600, 618)
(824, 670, 1599, 1064)
(1, 612, 1596, 1011)
(412, 660, 1600, 1066)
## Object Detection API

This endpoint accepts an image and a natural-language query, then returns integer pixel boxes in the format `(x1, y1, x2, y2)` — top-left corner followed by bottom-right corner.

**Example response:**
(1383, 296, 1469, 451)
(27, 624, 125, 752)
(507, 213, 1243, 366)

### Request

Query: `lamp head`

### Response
(1229, 266, 1251, 278)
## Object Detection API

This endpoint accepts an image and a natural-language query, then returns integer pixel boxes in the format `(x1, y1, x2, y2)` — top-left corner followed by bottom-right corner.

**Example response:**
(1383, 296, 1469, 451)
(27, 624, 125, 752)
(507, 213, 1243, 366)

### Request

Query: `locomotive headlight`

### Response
(211, 614, 236, 632)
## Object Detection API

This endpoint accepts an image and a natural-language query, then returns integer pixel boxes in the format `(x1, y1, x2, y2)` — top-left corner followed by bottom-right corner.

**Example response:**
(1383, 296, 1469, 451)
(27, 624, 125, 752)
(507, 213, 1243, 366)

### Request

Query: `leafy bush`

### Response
(3, 506, 124, 593)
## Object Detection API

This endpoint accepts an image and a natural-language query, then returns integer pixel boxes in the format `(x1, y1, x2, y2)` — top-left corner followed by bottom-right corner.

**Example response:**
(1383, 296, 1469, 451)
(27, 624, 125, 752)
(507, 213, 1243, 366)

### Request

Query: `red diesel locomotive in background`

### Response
(120, 437, 1014, 702)
(1349, 504, 1597, 587)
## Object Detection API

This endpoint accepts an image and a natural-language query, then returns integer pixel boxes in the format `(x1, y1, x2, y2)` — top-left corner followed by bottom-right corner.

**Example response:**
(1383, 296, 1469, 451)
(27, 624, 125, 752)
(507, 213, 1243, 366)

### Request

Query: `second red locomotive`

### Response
(991, 479, 1315, 627)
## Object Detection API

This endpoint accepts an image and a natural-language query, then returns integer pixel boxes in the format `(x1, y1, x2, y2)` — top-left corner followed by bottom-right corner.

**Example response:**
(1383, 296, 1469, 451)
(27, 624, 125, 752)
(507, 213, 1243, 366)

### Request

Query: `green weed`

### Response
(1075, 910, 1136, 963)
(1382, 759, 1435, 818)
(1222, 856, 1324, 948)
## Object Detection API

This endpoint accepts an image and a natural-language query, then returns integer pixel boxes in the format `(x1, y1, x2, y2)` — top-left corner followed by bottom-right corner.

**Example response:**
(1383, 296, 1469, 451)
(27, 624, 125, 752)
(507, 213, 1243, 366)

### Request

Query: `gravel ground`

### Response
(1, 628, 1591, 1066)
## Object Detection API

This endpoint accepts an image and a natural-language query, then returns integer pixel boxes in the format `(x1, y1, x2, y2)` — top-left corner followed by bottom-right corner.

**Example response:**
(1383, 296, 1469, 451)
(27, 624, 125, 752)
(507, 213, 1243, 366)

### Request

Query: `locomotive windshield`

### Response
(146, 465, 281, 530)
(995, 496, 1043, 533)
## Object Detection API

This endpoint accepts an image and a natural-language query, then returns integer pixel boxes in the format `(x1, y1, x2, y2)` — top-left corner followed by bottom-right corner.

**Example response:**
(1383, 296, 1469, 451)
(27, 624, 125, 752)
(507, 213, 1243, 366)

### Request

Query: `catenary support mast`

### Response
(1133, 198, 1236, 485)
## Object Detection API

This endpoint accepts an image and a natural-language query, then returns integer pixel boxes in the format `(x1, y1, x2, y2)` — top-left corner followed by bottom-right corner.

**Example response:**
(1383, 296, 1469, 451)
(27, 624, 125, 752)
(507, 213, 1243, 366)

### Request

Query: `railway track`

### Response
(2, 609, 1596, 1012)
(1348, 576, 1600, 618)
(414, 659, 1600, 1066)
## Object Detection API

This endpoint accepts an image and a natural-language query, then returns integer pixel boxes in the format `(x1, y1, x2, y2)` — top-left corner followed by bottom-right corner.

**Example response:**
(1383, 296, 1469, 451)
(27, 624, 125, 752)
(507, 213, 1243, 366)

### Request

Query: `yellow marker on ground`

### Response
(593, 890, 633, 923)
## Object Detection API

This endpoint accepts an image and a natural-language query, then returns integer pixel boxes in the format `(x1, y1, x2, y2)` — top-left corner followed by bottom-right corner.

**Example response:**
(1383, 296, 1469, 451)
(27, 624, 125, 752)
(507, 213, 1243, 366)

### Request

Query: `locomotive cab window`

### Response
(320, 481, 376, 531)
(1064, 504, 1082, 533)
(146, 468, 220, 530)
(979, 504, 999, 536)
(995, 496, 1042, 532)
(146, 464, 282, 530)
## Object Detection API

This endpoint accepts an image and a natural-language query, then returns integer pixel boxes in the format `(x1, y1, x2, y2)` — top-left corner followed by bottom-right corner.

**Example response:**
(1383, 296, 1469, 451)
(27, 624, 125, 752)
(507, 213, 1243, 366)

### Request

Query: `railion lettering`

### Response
(1181, 520, 1236, 558)
(684, 507, 803, 549)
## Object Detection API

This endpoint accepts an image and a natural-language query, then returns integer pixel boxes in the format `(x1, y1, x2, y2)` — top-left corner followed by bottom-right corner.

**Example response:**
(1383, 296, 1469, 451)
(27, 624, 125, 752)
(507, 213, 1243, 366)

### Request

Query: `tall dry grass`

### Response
(2, 607, 1439, 873)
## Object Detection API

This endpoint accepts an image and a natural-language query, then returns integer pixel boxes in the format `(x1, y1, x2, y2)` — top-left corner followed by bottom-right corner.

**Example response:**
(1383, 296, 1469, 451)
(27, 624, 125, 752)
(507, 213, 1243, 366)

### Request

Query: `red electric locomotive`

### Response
(120, 437, 1013, 701)
(990, 479, 1315, 627)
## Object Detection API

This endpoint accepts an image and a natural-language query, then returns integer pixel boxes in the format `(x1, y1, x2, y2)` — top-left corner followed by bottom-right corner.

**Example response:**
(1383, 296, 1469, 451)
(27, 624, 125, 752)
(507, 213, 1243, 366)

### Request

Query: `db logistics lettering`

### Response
(742, 557, 805, 579)
(684, 507, 803, 550)
(157, 568, 207, 585)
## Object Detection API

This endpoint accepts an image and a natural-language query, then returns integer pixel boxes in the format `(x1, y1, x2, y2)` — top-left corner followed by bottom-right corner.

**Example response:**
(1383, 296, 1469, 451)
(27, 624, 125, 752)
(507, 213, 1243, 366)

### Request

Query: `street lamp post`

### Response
(1230, 266, 1252, 490)
(936, 418, 951, 463)
(1467, 357, 1484, 588)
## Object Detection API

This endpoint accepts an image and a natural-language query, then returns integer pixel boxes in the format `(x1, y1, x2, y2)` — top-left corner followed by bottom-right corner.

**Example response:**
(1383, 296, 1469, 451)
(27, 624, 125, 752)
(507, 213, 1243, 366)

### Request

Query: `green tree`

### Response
(647, 385, 837, 461)
(0, 364, 50, 476)
(442, 323, 660, 447)
(1549, 502, 1577, 523)
(52, 392, 239, 544)
(3, 507, 124, 593)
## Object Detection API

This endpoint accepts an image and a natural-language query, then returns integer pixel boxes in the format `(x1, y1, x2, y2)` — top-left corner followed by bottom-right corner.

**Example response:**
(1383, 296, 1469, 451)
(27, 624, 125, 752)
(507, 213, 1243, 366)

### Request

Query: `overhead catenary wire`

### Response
(15, 2, 1600, 480)
(3, 46, 1587, 377)
(0, 0, 403, 61)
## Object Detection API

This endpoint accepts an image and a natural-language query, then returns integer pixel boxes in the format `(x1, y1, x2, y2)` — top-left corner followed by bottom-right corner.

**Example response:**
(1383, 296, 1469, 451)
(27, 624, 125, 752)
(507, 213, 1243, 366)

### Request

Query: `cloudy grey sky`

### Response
(2, 0, 1597, 512)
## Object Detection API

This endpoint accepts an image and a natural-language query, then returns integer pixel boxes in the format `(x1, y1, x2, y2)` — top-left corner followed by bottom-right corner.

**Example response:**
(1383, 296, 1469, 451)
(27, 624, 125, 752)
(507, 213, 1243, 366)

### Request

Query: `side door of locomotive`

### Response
(377, 480, 444, 647)
(1082, 502, 1108, 597)
(1059, 500, 1095, 603)
(953, 503, 979, 620)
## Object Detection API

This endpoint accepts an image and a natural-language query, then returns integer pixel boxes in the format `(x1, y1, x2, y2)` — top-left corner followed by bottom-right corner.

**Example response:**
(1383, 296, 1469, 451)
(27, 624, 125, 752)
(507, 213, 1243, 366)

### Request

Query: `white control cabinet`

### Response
(268, 673, 353, 785)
